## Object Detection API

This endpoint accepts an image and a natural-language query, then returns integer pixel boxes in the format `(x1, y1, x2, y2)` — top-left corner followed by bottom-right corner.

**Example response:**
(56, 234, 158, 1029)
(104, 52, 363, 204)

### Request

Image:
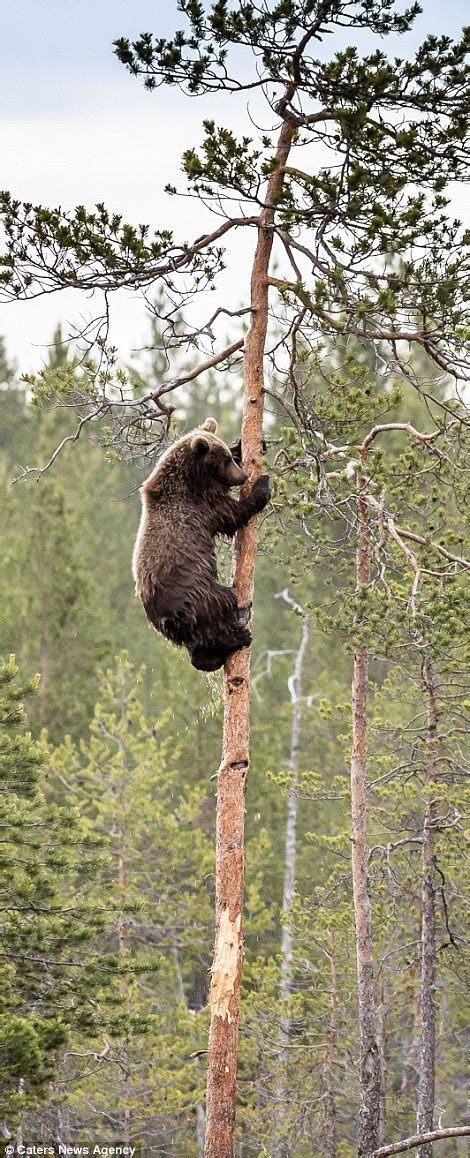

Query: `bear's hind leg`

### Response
(189, 584, 253, 670)
(214, 586, 252, 644)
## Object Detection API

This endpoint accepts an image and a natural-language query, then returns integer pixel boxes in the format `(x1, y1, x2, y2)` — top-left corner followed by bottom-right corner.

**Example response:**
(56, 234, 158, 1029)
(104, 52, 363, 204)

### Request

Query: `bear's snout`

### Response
(225, 461, 248, 487)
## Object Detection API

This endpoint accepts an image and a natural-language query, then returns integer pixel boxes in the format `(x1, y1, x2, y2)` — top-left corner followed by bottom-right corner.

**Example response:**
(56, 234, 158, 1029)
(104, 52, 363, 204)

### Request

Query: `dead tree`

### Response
(416, 654, 439, 1158)
(274, 591, 310, 1153)
(351, 452, 381, 1156)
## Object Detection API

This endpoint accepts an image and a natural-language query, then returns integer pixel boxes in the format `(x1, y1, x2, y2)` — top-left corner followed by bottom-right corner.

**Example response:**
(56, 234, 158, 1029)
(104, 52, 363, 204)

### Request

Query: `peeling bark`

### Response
(204, 118, 295, 1158)
(351, 460, 381, 1156)
(209, 908, 242, 1022)
(416, 653, 438, 1158)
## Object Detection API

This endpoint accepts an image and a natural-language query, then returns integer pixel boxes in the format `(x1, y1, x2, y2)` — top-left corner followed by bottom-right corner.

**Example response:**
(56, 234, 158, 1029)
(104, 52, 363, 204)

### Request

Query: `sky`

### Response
(1, 0, 468, 373)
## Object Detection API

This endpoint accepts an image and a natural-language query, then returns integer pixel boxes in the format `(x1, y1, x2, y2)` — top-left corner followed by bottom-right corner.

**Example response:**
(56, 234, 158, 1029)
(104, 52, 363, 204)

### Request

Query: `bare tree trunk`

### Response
(278, 593, 309, 1016)
(378, 969, 389, 1146)
(172, 930, 206, 1155)
(117, 785, 131, 1149)
(196, 1098, 206, 1158)
(351, 459, 381, 1156)
(416, 653, 438, 1158)
(204, 117, 295, 1158)
(324, 932, 339, 1158)
(171, 929, 185, 1003)
(400, 960, 421, 1101)
(38, 636, 49, 721)
(273, 592, 309, 1154)
(51, 1080, 70, 1150)
(16, 1079, 24, 1147)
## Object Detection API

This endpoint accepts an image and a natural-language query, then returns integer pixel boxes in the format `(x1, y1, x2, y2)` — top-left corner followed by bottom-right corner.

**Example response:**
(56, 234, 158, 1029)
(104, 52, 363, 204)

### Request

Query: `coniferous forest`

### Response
(0, 3, 468, 1156)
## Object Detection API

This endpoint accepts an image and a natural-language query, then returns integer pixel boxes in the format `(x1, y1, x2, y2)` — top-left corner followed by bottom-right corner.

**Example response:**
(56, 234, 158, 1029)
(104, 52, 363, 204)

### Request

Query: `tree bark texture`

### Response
(204, 119, 295, 1158)
(351, 461, 381, 1157)
(416, 653, 438, 1158)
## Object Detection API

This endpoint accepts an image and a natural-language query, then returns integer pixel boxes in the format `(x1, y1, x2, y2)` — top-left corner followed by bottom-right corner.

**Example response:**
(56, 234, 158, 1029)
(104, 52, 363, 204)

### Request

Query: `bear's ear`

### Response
(200, 417, 218, 433)
(190, 433, 212, 456)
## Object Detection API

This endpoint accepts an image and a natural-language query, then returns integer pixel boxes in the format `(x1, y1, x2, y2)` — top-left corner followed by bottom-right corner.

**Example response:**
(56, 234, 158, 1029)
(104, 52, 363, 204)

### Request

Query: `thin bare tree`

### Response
(277, 591, 310, 1022)
(416, 654, 439, 1158)
(273, 590, 310, 1153)
(351, 450, 381, 1155)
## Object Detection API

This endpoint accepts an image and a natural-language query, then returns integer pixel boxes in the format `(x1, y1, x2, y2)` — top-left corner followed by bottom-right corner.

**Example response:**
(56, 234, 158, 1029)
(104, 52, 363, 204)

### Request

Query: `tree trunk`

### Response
(117, 783, 131, 1150)
(416, 653, 438, 1158)
(38, 635, 50, 722)
(274, 593, 309, 1154)
(16, 1079, 24, 1147)
(351, 459, 381, 1156)
(378, 969, 389, 1146)
(400, 960, 421, 1101)
(172, 930, 206, 1155)
(278, 594, 309, 1016)
(204, 118, 295, 1158)
(324, 932, 339, 1158)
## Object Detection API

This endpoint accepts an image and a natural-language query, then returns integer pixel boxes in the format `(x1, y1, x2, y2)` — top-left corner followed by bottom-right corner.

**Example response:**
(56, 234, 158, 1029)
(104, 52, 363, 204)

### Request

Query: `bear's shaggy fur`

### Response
(132, 418, 271, 671)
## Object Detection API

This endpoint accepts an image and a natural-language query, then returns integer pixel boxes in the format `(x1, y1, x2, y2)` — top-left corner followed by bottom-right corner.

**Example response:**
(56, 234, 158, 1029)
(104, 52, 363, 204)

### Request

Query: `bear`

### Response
(132, 418, 271, 672)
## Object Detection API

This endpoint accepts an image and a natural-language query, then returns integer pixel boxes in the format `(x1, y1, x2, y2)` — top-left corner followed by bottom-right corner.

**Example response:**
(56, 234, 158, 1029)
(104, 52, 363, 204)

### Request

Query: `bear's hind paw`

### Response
(190, 629, 252, 672)
(191, 647, 225, 672)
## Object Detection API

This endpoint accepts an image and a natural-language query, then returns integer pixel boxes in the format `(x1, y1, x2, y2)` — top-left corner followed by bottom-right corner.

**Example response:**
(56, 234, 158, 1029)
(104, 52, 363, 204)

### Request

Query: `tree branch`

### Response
(152, 337, 244, 399)
(367, 496, 470, 573)
(373, 1124, 470, 1156)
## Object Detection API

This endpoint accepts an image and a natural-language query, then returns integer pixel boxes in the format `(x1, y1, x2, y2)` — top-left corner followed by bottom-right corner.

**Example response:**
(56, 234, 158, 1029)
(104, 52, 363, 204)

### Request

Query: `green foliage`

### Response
(0, 1, 467, 388)
(0, 317, 468, 1149)
(0, 0, 468, 1138)
(34, 653, 216, 1147)
(0, 466, 110, 741)
(1, 291, 468, 1147)
(0, 656, 108, 1130)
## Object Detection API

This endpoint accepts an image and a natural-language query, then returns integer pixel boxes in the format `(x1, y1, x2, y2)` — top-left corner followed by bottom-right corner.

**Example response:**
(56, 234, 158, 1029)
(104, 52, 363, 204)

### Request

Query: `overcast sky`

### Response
(1, 0, 468, 372)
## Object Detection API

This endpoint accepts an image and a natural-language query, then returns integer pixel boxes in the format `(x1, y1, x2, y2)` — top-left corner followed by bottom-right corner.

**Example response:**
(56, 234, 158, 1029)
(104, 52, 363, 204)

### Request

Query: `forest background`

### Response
(0, 1, 468, 1155)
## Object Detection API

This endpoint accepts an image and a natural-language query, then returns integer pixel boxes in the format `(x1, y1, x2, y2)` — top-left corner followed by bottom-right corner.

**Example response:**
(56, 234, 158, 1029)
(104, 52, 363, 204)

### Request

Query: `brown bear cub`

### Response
(132, 418, 271, 671)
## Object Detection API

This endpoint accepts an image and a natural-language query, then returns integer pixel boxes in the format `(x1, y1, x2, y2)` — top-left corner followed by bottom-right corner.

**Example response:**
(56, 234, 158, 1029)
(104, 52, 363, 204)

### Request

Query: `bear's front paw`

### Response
(251, 474, 271, 511)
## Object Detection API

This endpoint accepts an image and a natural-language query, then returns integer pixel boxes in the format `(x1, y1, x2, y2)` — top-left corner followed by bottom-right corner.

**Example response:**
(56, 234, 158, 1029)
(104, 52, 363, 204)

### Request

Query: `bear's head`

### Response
(189, 418, 247, 489)
(141, 417, 247, 500)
